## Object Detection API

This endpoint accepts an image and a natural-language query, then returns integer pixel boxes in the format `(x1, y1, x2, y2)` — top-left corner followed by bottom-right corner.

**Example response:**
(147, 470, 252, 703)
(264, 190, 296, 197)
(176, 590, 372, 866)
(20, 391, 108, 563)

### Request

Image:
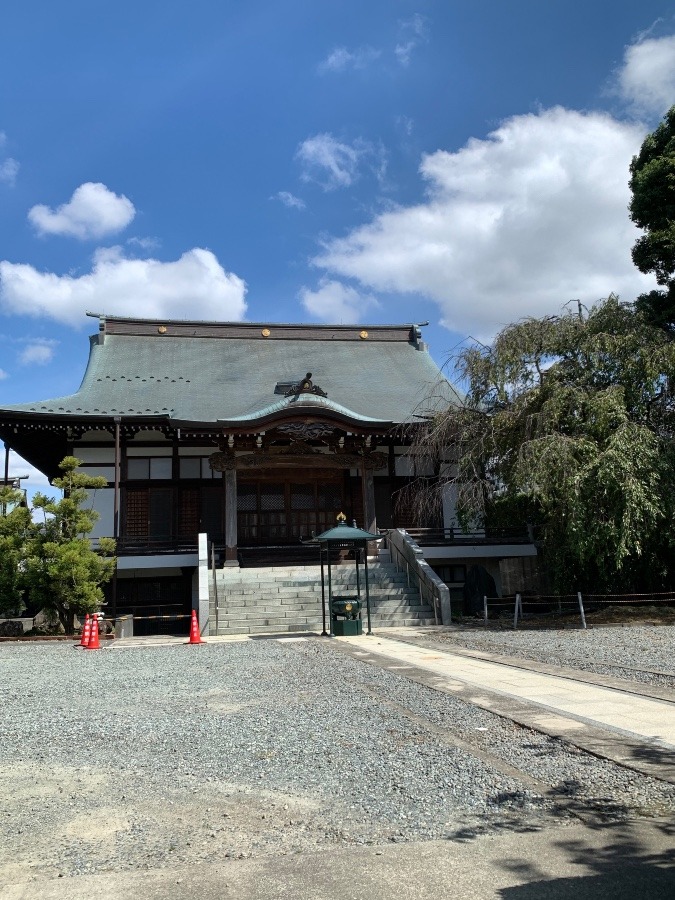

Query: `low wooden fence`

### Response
(482, 591, 675, 629)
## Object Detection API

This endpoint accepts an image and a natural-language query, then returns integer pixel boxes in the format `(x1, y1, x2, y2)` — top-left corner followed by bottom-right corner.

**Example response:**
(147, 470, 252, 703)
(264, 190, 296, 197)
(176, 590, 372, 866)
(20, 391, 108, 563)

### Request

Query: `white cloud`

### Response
(314, 107, 656, 337)
(296, 133, 386, 191)
(0, 247, 248, 326)
(0, 158, 19, 186)
(318, 45, 381, 74)
(0, 131, 18, 186)
(127, 235, 161, 251)
(617, 33, 675, 116)
(395, 14, 429, 66)
(273, 191, 306, 210)
(296, 134, 365, 190)
(299, 278, 379, 323)
(28, 182, 136, 239)
(396, 115, 415, 136)
(18, 339, 56, 366)
(0, 368, 8, 380)
(5, 450, 51, 490)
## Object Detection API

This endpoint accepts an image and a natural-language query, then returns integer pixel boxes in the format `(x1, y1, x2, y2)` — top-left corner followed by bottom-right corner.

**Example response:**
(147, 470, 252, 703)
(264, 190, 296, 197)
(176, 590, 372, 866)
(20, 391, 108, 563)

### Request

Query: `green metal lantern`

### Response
(307, 513, 382, 637)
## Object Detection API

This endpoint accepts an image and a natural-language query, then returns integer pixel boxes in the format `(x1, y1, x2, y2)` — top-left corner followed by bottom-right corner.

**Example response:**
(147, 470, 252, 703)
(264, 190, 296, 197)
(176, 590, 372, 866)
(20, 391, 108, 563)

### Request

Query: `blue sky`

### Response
(2, 1, 675, 485)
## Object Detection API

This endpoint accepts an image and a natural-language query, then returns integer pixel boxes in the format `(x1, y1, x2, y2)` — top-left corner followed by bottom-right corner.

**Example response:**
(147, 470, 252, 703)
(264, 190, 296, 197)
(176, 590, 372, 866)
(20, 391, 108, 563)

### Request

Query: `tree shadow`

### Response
(446, 780, 674, 897)
(497, 817, 675, 898)
(627, 740, 675, 773)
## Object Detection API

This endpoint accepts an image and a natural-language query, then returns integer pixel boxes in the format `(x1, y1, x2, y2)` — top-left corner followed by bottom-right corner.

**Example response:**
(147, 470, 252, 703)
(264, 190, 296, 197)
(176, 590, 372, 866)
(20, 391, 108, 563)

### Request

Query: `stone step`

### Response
(212, 591, 426, 603)
(213, 578, 417, 591)
(214, 617, 437, 635)
(212, 603, 434, 620)
(216, 567, 404, 582)
(208, 560, 432, 637)
(213, 591, 419, 604)
(211, 591, 430, 609)
(215, 575, 410, 587)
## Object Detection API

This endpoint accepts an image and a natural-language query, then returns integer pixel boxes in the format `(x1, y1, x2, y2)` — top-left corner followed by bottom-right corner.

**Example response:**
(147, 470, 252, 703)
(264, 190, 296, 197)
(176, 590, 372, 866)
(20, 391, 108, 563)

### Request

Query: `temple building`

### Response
(0, 314, 536, 628)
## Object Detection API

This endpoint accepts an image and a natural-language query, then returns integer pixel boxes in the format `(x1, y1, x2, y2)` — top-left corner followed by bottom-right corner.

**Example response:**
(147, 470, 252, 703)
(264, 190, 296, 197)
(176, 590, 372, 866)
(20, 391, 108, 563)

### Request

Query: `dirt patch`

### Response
(0, 761, 341, 883)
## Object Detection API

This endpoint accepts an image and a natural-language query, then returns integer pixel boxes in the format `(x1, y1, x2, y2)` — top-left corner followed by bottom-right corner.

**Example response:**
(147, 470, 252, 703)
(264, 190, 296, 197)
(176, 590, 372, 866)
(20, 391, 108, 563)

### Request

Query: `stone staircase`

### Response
(209, 560, 437, 636)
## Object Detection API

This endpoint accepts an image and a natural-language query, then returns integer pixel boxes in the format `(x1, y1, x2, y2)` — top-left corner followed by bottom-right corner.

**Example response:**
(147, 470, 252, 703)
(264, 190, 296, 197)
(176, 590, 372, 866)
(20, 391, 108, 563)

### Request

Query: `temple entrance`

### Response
(237, 473, 348, 545)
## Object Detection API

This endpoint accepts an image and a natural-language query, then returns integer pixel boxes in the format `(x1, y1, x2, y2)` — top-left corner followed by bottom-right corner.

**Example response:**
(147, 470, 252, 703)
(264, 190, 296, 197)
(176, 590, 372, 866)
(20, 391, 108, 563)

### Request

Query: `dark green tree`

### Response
(24, 457, 116, 634)
(0, 487, 31, 617)
(629, 105, 675, 332)
(407, 297, 675, 592)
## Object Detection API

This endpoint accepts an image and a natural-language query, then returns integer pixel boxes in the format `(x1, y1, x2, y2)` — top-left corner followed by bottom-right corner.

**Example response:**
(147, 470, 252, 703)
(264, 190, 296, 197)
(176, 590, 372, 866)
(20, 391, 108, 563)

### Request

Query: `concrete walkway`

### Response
(339, 634, 675, 748)
(333, 633, 675, 785)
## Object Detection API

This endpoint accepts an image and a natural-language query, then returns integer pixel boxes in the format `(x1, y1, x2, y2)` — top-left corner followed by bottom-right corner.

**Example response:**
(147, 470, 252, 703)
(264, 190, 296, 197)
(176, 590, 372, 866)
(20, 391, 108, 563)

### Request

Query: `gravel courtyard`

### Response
(421, 624, 675, 687)
(1, 636, 675, 884)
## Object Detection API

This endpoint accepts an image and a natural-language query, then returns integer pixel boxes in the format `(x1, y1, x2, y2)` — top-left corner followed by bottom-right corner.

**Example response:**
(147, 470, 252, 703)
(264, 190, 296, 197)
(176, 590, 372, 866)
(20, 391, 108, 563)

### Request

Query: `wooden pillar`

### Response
(361, 459, 377, 536)
(224, 464, 238, 565)
(2, 442, 9, 517)
(111, 418, 121, 619)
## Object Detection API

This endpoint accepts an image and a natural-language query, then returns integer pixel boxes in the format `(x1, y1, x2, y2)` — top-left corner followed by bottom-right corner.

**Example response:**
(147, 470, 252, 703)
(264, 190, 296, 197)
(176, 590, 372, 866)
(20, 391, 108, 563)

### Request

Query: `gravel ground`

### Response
(1, 638, 674, 882)
(424, 625, 675, 687)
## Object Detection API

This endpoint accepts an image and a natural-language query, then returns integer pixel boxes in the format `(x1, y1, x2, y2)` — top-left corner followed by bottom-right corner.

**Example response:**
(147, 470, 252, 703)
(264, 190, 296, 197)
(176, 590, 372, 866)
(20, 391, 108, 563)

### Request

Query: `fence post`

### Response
(577, 592, 587, 629)
(211, 543, 219, 634)
(513, 592, 521, 629)
(483, 595, 488, 625)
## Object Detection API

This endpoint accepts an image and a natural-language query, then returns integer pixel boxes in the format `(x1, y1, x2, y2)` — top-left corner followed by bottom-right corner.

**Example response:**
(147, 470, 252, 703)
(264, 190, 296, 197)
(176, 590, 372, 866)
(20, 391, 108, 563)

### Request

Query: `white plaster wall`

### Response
(130, 431, 169, 441)
(126, 446, 172, 457)
(394, 456, 435, 477)
(77, 430, 112, 442)
(75, 447, 115, 463)
(117, 557, 198, 570)
(79, 465, 115, 482)
(179, 446, 218, 456)
(442, 483, 459, 530)
(89, 488, 114, 538)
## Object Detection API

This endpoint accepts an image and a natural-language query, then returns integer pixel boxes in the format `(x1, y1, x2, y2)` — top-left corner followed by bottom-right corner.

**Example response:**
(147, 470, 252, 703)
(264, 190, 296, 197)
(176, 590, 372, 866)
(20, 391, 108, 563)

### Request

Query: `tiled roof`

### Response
(0, 317, 459, 426)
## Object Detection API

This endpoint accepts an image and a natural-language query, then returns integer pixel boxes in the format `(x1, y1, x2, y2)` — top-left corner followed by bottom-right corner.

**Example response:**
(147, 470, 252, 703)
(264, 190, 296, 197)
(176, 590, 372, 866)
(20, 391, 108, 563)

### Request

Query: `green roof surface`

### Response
(0, 318, 460, 426)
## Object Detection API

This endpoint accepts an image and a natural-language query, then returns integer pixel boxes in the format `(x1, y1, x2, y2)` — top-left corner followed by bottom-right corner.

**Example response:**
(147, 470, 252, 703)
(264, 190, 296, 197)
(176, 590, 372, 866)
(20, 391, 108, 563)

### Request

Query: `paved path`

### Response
(339, 634, 675, 748)
(331, 633, 675, 785)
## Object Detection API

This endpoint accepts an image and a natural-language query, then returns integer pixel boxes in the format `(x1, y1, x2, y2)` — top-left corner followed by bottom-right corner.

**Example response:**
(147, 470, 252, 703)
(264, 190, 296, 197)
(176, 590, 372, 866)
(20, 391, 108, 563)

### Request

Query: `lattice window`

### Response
(148, 489, 172, 538)
(201, 487, 224, 540)
(291, 484, 314, 510)
(318, 483, 342, 510)
(178, 489, 199, 537)
(349, 477, 363, 525)
(237, 484, 257, 511)
(125, 489, 148, 536)
(260, 484, 285, 511)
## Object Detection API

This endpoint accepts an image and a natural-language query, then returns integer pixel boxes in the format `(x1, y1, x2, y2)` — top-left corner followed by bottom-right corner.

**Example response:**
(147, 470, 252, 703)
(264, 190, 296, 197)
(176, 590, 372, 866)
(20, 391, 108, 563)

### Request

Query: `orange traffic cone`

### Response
(186, 609, 205, 644)
(86, 614, 101, 650)
(79, 614, 91, 648)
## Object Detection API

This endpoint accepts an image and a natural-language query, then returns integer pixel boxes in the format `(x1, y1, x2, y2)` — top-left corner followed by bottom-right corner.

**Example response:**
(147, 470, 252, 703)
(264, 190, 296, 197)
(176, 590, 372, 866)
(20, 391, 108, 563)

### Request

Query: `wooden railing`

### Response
(399, 526, 533, 546)
(115, 537, 200, 554)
